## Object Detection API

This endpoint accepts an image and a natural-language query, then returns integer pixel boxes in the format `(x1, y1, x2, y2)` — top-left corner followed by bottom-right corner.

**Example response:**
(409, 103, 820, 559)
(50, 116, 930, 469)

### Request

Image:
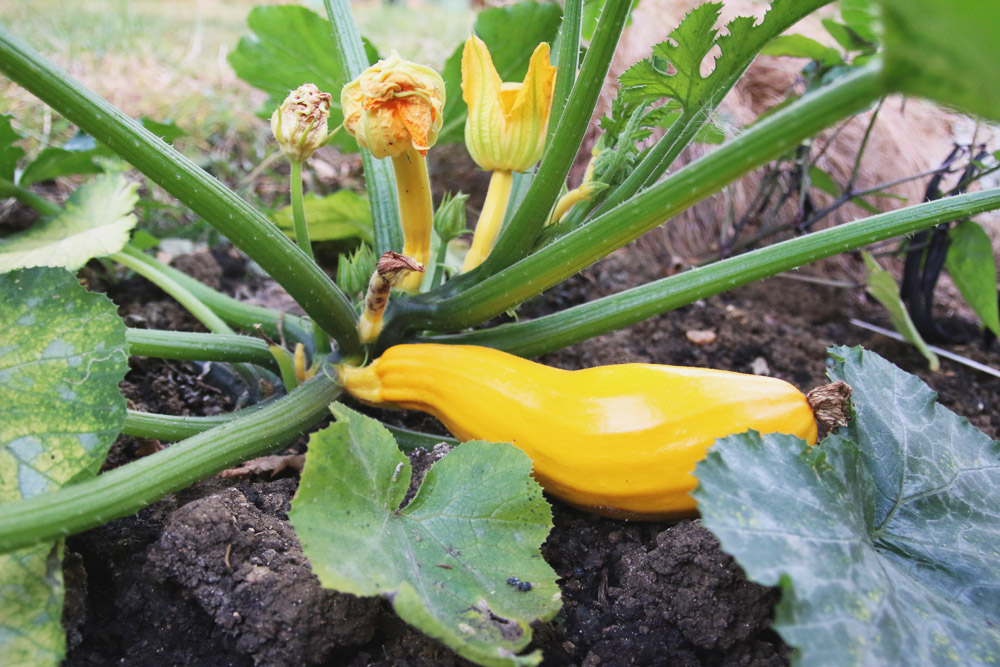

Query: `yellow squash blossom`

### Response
(342, 53, 445, 294)
(462, 35, 556, 172)
(341, 51, 445, 159)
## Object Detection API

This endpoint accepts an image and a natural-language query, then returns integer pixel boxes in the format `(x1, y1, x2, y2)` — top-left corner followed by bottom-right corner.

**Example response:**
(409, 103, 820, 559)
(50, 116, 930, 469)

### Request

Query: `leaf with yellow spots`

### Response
(0, 267, 128, 666)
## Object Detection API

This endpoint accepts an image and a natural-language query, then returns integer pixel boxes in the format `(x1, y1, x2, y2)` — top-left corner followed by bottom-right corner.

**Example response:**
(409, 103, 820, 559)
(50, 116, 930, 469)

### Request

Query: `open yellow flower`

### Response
(462, 35, 556, 172)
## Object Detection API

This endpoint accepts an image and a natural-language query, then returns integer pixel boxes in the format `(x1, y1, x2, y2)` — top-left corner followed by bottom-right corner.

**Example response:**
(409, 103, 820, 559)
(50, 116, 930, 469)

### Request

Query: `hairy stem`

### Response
(289, 160, 314, 260)
(0, 373, 341, 554)
(391, 62, 886, 334)
(126, 328, 279, 372)
(0, 27, 361, 357)
(421, 188, 1000, 356)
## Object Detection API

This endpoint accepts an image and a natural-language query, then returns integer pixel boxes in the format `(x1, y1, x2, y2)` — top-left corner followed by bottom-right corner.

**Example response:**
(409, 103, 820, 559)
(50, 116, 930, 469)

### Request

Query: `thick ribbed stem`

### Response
(0, 373, 342, 553)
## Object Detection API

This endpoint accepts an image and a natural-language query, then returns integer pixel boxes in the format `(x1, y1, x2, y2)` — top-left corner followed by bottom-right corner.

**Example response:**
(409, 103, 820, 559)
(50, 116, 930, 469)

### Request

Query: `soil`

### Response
(62, 245, 998, 667)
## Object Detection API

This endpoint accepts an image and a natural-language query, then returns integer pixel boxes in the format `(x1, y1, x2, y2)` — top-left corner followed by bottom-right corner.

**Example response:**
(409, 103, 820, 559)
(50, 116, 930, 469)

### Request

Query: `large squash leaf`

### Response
(290, 405, 560, 667)
(0, 267, 129, 665)
(694, 346, 1000, 666)
(0, 174, 137, 272)
(881, 0, 1000, 122)
(270, 190, 373, 244)
(227, 4, 377, 152)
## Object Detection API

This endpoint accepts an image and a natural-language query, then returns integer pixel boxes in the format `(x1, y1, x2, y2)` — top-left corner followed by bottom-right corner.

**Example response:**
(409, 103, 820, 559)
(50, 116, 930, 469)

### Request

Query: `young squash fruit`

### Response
(339, 344, 818, 519)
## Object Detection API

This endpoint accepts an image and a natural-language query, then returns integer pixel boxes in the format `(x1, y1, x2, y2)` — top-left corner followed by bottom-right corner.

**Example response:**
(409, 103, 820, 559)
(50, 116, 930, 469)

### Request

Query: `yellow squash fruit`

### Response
(339, 344, 818, 520)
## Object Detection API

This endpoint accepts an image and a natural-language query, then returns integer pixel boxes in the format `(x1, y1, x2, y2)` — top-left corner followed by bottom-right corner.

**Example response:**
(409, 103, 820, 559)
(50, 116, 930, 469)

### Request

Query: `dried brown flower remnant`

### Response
(806, 381, 853, 432)
(358, 252, 425, 343)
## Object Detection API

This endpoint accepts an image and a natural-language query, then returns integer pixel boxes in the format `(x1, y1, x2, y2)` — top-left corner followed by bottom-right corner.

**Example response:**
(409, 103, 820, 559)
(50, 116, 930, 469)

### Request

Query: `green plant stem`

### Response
(548, 0, 582, 141)
(421, 188, 1000, 356)
(126, 328, 279, 372)
(114, 246, 233, 334)
(123, 407, 457, 450)
(0, 373, 341, 554)
(121, 248, 312, 344)
(323, 0, 401, 256)
(390, 62, 886, 335)
(427, 231, 451, 291)
(0, 177, 60, 216)
(0, 27, 361, 357)
(452, 0, 631, 283)
(289, 160, 313, 260)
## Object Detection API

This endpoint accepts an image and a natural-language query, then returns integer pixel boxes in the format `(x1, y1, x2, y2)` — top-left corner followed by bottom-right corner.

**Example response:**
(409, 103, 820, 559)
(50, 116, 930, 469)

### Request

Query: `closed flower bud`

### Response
(270, 83, 333, 162)
(341, 51, 446, 160)
(462, 36, 556, 172)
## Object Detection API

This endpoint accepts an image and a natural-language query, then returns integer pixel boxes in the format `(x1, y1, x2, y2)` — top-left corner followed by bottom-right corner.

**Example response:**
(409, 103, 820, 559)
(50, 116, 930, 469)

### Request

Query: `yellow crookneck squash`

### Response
(338, 344, 818, 520)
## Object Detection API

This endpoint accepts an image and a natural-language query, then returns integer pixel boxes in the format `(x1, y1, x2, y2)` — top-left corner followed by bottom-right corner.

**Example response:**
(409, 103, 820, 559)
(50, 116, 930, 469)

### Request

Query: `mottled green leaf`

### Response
(438, 2, 562, 144)
(882, 0, 1000, 122)
(228, 4, 377, 152)
(695, 346, 1000, 666)
(291, 405, 559, 667)
(863, 252, 938, 371)
(0, 114, 25, 182)
(0, 267, 129, 665)
(946, 220, 1000, 336)
(270, 190, 373, 244)
(0, 174, 137, 272)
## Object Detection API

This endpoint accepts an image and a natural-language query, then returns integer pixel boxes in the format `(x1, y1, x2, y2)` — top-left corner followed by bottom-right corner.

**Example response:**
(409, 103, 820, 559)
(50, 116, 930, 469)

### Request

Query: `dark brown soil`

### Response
(63, 246, 998, 667)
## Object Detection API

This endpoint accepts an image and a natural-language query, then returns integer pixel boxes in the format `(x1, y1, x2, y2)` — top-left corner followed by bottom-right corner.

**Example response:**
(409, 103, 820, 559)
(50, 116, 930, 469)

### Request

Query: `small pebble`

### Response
(685, 329, 717, 346)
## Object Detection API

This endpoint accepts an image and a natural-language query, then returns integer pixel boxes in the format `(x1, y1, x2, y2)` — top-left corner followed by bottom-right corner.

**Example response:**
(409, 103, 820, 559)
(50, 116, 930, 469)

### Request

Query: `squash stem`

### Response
(391, 148, 434, 292)
(462, 169, 513, 272)
(289, 160, 314, 260)
(0, 372, 342, 553)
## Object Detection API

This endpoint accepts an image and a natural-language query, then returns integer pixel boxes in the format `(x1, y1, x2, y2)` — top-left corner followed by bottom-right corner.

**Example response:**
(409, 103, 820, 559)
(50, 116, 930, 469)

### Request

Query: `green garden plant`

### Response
(1, 0, 998, 664)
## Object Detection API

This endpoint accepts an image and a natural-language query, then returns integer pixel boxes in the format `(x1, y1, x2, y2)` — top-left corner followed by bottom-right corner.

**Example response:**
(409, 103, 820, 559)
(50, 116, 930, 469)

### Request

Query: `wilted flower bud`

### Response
(341, 51, 446, 159)
(271, 83, 333, 162)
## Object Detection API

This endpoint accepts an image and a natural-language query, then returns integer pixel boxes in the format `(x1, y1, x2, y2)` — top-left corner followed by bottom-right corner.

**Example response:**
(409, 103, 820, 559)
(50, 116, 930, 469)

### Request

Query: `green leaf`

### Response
(882, 0, 1000, 122)
(617, 0, 825, 111)
(761, 34, 843, 66)
(0, 174, 138, 272)
(695, 345, 1000, 667)
(138, 116, 185, 144)
(580, 0, 640, 42)
(227, 4, 377, 152)
(290, 405, 559, 667)
(946, 220, 1000, 336)
(0, 267, 129, 665)
(807, 165, 839, 196)
(438, 2, 563, 144)
(0, 114, 25, 182)
(862, 252, 939, 371)
(270, 190, 373, 244)
(19, 146, 104, 187)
